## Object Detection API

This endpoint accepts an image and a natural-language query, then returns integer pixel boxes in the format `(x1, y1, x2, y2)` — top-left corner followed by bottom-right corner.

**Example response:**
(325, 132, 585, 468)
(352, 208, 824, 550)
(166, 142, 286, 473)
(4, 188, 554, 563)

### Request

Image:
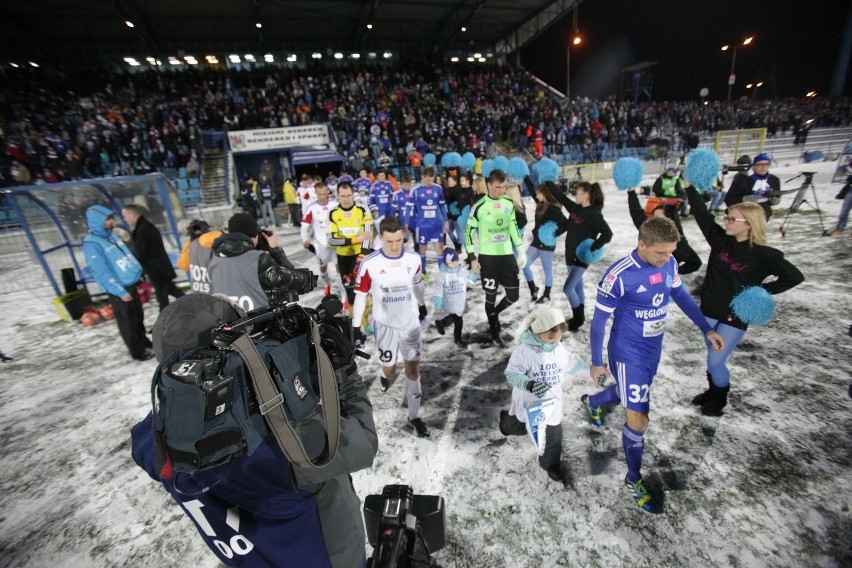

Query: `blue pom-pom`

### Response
(462, 152, 476, 170)
(684, 148, 722, 191)
(730, 286, 775, 326)
(481, 159, 495, 177)
(532, 157, 560, 182)
(612, 158, 644, 190)
(423, 153, 436, 167)
(507, 157, 530, 181)
(441, 151, 463, 168)
(448, 202, 460, 217)
(538, 221, 558, 247)
(493, 156, 509, 172)
(576, 238, 605, 265)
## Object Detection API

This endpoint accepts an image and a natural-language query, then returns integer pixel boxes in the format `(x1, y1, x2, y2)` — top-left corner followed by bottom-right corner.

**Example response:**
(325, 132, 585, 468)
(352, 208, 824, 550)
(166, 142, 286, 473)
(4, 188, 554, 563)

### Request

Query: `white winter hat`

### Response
(530, 307, 566, 333)
(513, 306, 566, 344)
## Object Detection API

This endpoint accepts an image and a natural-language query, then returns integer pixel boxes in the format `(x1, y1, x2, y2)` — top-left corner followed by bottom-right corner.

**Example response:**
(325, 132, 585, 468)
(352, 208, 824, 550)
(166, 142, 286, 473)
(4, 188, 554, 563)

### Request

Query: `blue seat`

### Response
(189, 177, 201, 189)
(176, 178, 190, 190)
(178, 167, 188, 178)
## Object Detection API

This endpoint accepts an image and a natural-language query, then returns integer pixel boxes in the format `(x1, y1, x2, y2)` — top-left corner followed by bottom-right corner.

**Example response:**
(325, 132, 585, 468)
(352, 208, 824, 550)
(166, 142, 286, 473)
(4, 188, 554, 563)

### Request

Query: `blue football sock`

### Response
(589, 384, 619, 409)
(420, 254, 427, 272)
(622, 424, 645, 483)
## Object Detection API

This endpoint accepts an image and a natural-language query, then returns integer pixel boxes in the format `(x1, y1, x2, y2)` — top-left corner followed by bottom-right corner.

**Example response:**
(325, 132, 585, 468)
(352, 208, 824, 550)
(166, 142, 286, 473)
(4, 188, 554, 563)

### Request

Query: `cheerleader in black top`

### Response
(554, 181, 613, 331)
(686, 186, 804, 415)
(522, 182, 570, 303)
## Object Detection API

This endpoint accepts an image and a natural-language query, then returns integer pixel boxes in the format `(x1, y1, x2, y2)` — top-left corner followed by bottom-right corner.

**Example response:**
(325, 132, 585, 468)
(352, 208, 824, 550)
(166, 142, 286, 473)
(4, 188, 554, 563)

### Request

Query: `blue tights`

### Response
(704, 317, 747, 387)
(562, 265, 586, 308)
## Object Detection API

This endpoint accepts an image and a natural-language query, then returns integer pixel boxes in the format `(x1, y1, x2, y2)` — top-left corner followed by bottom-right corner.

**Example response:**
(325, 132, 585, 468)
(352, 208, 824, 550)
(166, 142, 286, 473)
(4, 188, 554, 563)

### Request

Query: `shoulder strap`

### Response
(230, 319, 340, 468)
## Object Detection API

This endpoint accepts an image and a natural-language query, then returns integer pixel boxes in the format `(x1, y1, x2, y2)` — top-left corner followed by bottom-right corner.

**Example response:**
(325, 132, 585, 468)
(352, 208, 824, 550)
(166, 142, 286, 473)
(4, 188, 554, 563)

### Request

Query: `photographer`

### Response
(725, 153, 780, 220)
(131, 294, 379, 568)
(209, 213, 296, 311)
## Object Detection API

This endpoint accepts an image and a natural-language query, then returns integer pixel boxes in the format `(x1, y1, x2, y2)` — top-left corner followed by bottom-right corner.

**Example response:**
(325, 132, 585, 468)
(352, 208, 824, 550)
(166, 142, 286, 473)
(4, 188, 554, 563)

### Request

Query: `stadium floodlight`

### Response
(229, 54, 241, 63)
(264, 54, 274, 62)
(451, 56, 459, 62)
(255, 22, 262, 29)
(367, 23, 373, 29)
(287, 54, 297, 62)
(245, 54, 256, 62)
(461, 27, 467, 32)
(168, 57, 181, 65)
(125, 20, 134, 28)
(806, 91, 817, 97)
(29, 61, 39, 67)
(474, 53, 481, 58)
(722, 35, 755, 101)
(334, 53, 343, 59)
(368, 52, 377, 58)
(466, 57, 474, 62)
(312, 53, 322, 59)
(351, 53, 361, 59)
(383, 52, 392, 59)
(147, 57, 156, 63)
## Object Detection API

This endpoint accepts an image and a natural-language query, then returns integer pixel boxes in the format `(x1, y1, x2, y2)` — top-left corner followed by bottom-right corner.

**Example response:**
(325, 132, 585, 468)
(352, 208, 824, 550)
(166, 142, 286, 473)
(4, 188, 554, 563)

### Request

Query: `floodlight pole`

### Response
(726, 45, 738, 102)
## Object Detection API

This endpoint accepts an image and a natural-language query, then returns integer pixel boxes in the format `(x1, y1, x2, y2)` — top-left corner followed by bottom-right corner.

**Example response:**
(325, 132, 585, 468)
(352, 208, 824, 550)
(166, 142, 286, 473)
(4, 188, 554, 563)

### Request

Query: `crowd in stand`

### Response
(1, 63, 850, 189)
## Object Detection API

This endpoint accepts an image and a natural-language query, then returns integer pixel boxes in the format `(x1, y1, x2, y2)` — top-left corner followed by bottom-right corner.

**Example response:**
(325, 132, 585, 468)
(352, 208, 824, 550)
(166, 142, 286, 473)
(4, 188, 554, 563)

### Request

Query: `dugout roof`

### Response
(2, 0, 582, 69)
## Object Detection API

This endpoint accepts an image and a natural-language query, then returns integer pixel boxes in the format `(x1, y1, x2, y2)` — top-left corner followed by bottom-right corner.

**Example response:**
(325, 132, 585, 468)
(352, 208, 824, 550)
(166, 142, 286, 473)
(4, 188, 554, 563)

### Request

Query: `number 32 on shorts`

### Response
(627, 384, 650, 403)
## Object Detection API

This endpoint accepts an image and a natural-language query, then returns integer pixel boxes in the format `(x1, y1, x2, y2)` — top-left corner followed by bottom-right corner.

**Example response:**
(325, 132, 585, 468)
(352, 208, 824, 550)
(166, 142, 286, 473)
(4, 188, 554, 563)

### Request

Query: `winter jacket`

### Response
(725, 171, 781, 219)
(130, 215, 176, 286)
(82, 205, 143, 297)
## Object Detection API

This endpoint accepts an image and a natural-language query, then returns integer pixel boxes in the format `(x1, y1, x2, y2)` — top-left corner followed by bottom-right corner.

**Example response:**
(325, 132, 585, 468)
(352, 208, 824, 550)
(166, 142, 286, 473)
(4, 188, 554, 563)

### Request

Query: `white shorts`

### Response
(314, 244, 336, 267)
(374, 322, 421, 366)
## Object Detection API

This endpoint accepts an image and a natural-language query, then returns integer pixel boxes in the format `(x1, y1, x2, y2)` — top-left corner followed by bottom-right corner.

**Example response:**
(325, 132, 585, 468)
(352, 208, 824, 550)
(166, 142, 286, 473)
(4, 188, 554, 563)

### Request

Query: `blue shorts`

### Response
(610, 356, 658, 413)
(416, 226, 444, 244)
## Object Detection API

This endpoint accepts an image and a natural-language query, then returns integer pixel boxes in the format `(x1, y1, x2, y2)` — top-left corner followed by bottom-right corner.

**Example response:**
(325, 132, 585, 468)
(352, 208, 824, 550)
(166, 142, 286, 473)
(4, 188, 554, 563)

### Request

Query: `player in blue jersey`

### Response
(410, 167, 449, 274)
(581, 216, 725, 514)
(369, 169, 396, 248)
(393, 175, 417, 243)
(352, 168, 373, 195)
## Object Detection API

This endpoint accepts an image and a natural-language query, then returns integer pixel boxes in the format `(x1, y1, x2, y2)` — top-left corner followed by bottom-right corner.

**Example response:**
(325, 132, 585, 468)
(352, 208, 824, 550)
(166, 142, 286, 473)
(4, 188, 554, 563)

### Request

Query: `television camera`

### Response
(364, 484, 446, 568)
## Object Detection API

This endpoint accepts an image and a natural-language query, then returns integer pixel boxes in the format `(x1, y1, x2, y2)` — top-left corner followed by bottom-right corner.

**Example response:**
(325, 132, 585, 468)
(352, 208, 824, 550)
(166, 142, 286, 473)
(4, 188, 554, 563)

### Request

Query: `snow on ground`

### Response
(0, 161, 850, 568)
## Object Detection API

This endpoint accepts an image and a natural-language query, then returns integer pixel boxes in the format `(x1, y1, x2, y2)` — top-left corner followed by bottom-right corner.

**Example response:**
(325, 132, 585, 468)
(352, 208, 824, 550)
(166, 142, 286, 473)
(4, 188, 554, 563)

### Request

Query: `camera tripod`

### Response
(778, 172, 827, 238)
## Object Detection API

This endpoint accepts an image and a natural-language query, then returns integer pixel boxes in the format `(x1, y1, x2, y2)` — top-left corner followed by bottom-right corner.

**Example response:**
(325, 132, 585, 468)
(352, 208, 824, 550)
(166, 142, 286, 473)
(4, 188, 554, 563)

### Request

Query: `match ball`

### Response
(98, 305, 115, 320)
(80, 312, 100, 326)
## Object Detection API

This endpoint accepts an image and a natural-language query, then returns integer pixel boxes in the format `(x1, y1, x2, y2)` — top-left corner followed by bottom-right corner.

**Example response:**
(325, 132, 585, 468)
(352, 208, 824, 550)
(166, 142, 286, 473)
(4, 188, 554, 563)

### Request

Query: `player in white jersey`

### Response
(300, 182, 345, 299)
(352, 216, 430, 437)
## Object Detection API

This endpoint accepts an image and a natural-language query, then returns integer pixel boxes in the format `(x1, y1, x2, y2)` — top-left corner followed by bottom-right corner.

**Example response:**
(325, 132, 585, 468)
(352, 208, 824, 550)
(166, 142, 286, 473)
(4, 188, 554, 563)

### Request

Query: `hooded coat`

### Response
(82, 205, 143, 297)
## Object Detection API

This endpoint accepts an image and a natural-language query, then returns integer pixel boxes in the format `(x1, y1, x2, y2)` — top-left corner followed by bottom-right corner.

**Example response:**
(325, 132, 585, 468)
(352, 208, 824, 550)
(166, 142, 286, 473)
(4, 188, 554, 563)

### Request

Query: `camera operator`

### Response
(725, 153, 780, 220)
(131, 294, 379, 568)
(208, 213, 296, 311)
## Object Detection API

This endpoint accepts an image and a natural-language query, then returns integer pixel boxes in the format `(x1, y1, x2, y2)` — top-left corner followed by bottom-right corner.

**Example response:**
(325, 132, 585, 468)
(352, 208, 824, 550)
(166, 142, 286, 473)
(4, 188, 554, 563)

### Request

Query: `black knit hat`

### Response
(227, 213, 260, 237)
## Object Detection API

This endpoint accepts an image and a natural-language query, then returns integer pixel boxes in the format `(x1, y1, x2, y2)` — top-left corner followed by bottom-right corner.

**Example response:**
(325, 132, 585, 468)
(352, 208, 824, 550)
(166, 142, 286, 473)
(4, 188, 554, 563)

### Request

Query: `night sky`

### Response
(521, 0, 850, 101)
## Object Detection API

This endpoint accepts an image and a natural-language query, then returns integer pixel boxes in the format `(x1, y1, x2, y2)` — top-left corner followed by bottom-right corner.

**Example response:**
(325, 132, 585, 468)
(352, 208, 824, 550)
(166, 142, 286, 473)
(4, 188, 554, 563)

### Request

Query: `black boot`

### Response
(691, 372, 714, 406)
(527, 280, 539, 302)
(700, 384, 730, 416)
(435, 314, 449, 336)
(488, 313, 505, 348)
(453, 316, 467, 347)
(568, 304, 585, 331)
(535, 286, 551, 304)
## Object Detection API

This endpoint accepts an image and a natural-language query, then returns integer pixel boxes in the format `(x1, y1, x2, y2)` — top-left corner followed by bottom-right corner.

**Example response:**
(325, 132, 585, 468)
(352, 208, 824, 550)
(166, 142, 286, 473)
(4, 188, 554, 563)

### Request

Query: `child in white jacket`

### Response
(499, 306, 587, 484)
(431, 248, 468, 347)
